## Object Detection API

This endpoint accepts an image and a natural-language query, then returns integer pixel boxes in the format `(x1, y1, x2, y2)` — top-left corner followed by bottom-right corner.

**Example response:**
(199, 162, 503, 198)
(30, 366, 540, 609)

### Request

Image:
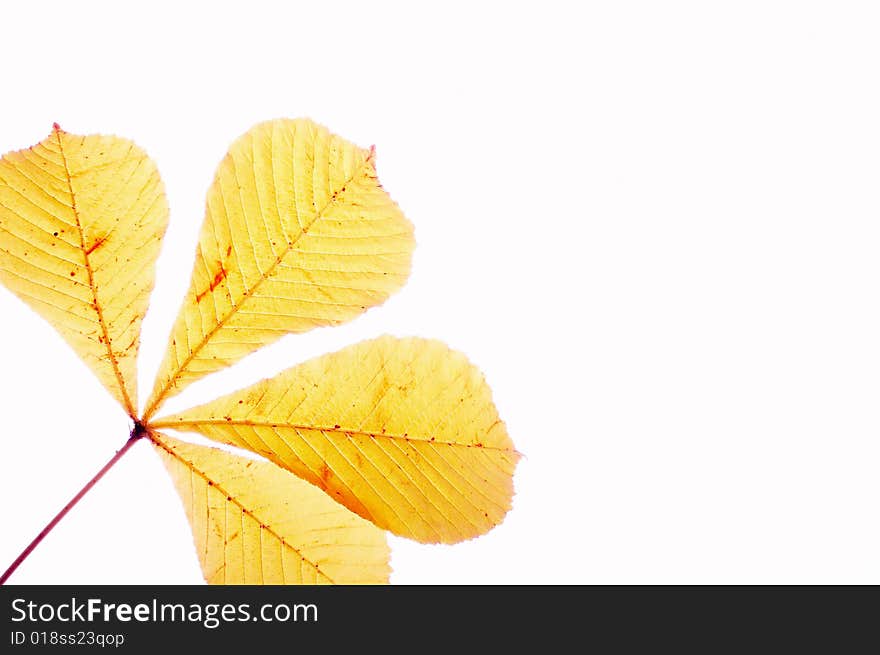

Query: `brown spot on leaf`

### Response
(196, 266, 228, 302)
(320, 464, 332, 484)
(85, 234, 107, 255)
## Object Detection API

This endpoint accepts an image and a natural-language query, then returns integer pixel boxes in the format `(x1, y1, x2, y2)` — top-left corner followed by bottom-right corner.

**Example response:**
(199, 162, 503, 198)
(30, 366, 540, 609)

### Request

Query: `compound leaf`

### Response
(153, 336, 519, 544)
(0, 119, 518, 585)
(144, 119, 414, 419)
(0, 126, 168, 416)
(151, 431, 390, 584)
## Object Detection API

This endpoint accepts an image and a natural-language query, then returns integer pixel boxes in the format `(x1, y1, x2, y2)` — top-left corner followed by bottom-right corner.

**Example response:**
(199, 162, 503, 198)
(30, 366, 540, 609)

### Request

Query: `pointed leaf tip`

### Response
(0, 129, 169, 415)
(144, 118, 414, 417)
(153, 336, 519, 544)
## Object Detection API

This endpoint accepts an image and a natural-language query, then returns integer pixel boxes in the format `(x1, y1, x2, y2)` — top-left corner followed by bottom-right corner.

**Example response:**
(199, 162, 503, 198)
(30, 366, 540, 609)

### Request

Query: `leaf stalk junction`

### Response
(0, 423, 147, 584)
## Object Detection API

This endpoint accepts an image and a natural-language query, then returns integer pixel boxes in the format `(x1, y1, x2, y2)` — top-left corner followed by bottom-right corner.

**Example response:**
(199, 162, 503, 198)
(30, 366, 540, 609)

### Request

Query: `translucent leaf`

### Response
(144, 119, 414, 419)
(0, 126, 168, 415)
(153, 336, 519, 544)
(151, 431, 390, 584)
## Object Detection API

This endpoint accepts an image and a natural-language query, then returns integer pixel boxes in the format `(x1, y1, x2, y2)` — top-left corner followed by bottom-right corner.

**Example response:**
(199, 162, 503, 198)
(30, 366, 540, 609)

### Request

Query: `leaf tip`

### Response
(52, 122, 62, 133)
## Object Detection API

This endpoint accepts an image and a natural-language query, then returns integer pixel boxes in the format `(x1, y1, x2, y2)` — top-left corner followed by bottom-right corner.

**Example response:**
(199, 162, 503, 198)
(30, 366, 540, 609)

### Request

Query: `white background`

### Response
(1, 1, 879, 585)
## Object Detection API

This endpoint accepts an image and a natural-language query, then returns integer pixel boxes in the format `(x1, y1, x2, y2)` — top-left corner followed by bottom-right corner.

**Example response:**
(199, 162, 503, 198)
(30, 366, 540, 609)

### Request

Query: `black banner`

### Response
(0, 586, 875, 651)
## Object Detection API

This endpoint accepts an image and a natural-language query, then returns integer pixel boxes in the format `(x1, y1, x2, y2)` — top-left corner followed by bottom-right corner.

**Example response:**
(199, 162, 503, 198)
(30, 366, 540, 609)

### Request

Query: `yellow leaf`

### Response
(144, 119, 414, 419)
(0, 119, 517, 585)
(152, 336, 519, 544)
(0, 125, 168, 415)
(150, 431, 390, 584)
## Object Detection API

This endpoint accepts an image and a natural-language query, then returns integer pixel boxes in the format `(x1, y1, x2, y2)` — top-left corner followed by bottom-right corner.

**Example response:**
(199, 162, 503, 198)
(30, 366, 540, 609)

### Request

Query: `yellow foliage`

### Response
(152, 432, 390, 584)
(153, 336, 519, 543)
(0, 125, 168, 415)
(144, 118, 414, 419)
(0, 120, 517, 584)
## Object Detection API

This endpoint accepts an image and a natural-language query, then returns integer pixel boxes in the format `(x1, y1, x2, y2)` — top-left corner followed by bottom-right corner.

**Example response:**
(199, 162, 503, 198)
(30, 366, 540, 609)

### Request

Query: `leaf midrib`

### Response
(144, 152, 372, 420)
(55, 127, 135, 417)
(149, 433, 335, 584)
(151, 418, 517, 454)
